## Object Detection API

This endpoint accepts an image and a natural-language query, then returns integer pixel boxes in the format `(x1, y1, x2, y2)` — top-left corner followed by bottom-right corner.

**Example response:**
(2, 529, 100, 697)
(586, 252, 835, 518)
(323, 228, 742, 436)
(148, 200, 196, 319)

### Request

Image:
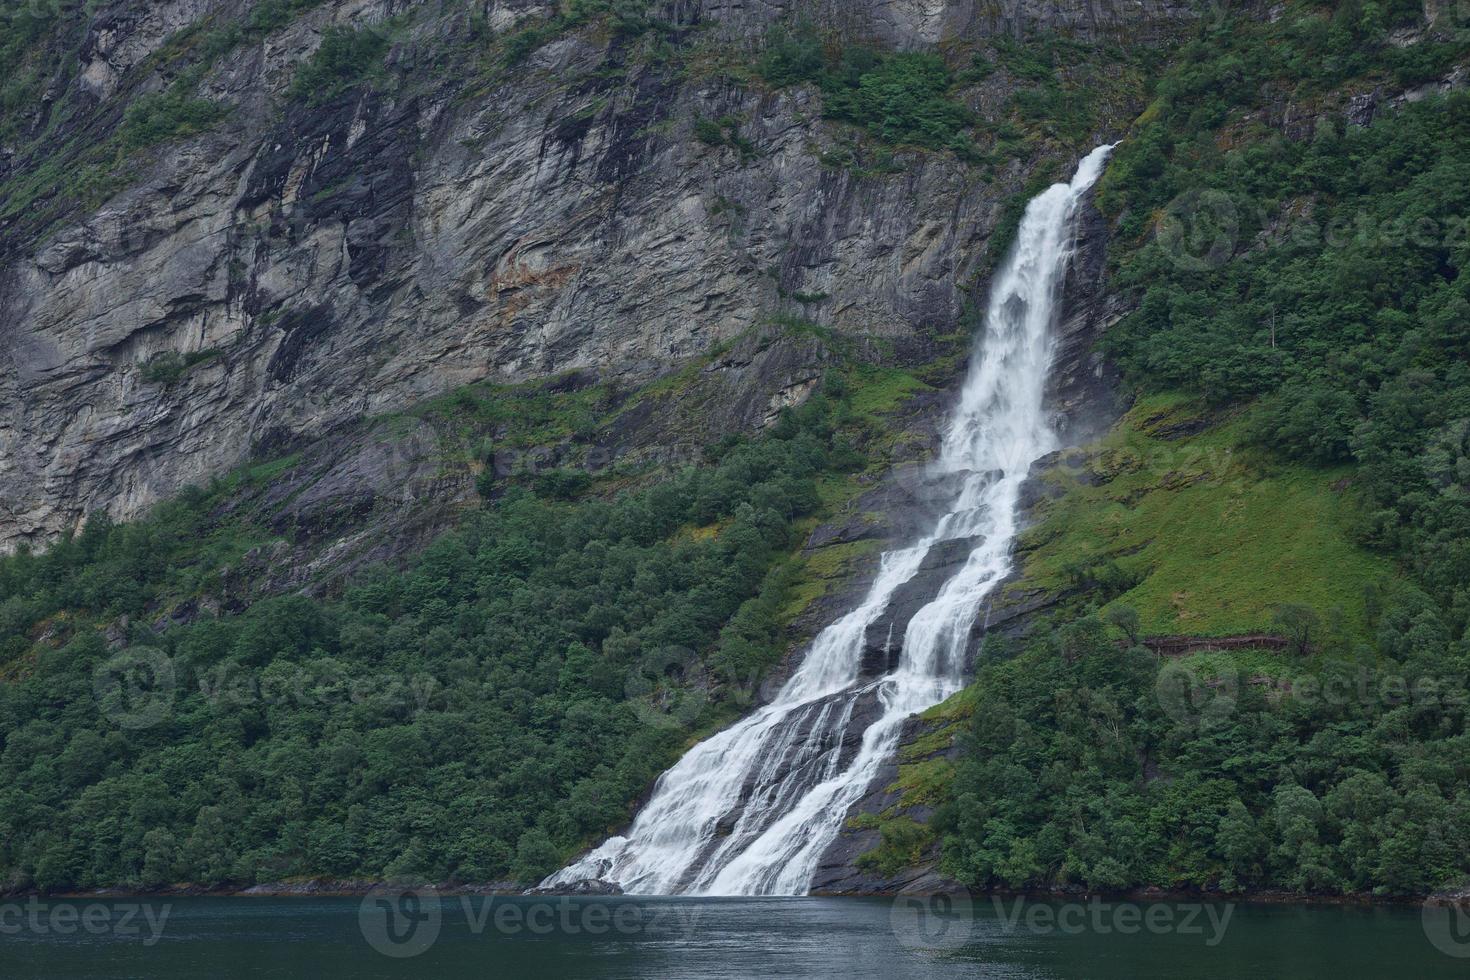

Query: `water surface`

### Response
(2, 895, 1460, 978)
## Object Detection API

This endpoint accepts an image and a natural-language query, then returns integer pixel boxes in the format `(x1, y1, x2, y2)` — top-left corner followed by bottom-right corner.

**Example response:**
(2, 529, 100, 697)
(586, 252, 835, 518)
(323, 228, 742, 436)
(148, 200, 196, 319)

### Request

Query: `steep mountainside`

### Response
(0, 0, 1174, 552)
(2, 0, 1469, 904)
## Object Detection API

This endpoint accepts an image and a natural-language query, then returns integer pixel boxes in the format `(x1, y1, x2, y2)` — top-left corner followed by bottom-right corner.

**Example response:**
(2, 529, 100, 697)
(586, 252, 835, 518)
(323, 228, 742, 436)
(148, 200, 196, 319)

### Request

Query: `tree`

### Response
(140, 828, 179, 889)
(181, 807, 238, 886)
(1216, 800, 1265, 888)
(1104, 605, 1143, 646)
(1272, 603, 1320, 656)
(511, 828, 560, 885)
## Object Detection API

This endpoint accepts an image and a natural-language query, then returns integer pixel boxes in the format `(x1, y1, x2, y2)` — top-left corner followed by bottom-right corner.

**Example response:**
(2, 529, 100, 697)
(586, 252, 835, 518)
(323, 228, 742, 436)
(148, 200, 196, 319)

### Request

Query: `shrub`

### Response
(755, 26, 975, 154)
(822, 53, 972, 150)
(286, 26, 389, 106)
(119, 89, 229, 150)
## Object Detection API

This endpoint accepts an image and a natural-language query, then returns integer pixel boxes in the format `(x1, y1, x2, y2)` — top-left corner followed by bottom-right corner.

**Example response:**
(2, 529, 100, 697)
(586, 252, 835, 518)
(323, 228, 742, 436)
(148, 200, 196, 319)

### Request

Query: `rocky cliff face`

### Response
(0, 0, 1187, 551)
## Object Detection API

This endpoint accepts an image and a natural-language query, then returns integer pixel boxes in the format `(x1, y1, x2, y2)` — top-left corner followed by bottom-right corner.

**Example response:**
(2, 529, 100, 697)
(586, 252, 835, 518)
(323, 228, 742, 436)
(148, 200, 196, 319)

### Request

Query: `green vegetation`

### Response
(937, 610, 1470, 895)
(4, 0, 1467, 904)
(821, 52, 971, 152)
(755, 21, 1153, 173)
(929, 0, 1470, 899)
(692, 115, 756, 160)
(499, 0, 675, 67)
(0, 109, 222, 237)
(412, 374, 611, 451)
(777, 537, 881, 625)
(0, 383, 860, 892)
(994, 34, 1111, 143)
(851, 814, 933, 877)
(245, 0, 330, 35)
(1015, 396, 1395, 636)
(138, 350, 224, 386)
(1099, 2, 1470, 618)
(0, 0, 106, 229)
(0, 0, 281, 243)
(756, 24, 977, 156)
(120, 91, 230, 150)
(287, 26, 389, 106)
(0, 0, 85, 144)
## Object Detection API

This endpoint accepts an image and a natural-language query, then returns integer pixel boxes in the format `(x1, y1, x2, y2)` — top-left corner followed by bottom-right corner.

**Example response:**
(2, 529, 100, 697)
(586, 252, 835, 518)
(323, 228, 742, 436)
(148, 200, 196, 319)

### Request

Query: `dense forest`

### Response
(939, 609, 1470, 895)
(0, 387, 854, 891)
(938, 0, 1470, 896)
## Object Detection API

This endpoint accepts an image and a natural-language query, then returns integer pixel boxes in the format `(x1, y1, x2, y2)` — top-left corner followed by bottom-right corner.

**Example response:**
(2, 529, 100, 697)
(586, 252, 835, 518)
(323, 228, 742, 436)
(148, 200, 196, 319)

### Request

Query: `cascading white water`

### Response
(544, 144, 1115, 897)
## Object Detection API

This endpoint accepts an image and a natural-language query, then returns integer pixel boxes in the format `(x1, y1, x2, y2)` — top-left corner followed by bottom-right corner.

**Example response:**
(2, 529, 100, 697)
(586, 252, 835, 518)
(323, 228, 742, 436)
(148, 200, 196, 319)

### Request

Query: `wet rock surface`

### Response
(526, 878, 625, 897)
(804, 166, 1129, 894)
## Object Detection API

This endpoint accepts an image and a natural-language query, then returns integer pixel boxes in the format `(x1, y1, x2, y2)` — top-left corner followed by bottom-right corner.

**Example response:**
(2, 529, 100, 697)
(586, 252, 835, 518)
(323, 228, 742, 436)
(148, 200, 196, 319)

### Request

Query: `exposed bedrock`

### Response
(1, 0, 1186, 550)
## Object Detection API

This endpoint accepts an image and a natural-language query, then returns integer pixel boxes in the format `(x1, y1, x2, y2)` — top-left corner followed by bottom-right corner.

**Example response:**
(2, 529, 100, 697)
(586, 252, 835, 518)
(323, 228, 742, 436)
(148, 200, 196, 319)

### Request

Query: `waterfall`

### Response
(544, 144, 1115, 897)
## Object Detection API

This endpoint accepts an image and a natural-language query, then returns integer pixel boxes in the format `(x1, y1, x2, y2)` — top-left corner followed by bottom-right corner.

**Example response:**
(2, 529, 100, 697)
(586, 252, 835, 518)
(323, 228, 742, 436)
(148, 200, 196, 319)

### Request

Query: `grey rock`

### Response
(526, 877, 624, 896)
(1, 0, 1190, 551)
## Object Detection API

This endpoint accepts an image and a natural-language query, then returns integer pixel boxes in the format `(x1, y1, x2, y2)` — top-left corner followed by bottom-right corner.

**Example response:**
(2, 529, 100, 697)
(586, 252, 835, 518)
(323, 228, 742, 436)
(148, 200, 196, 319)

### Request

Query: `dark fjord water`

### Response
(2, 895, 1463, 978)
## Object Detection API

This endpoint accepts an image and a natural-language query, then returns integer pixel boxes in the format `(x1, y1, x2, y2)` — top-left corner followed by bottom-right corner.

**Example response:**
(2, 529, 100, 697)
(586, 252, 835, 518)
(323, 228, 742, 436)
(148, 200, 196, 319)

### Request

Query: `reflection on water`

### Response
(0, 894, 1460, 979)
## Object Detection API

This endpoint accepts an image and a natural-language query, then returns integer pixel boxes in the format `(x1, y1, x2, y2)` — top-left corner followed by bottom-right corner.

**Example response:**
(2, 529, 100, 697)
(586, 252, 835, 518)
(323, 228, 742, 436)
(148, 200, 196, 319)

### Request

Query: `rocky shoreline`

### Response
(15, 876, 1464, 910)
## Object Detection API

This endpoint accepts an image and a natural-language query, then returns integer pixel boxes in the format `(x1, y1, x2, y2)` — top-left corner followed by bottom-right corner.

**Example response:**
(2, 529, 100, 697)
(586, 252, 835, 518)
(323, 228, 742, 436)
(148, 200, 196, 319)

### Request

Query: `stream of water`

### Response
(546, 145, 1115, 896)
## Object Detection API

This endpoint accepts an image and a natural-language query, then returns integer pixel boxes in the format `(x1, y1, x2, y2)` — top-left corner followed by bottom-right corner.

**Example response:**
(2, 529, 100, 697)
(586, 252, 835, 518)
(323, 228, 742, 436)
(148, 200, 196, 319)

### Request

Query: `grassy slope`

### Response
(1014, 394, 1397, 637)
